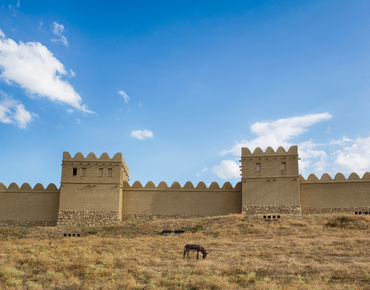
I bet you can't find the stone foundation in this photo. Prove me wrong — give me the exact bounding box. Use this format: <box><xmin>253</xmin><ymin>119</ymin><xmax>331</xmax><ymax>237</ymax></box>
<box><xmin>242</xmin><ymin>205</ymin><xmax>301</xmax><ymax>215</ymax></box>
<box><xmin>121</xmin><ymin>214</ymin><xmax>208</xmax><ymax>221</ymax></box>
<box><xmin>302</xmin><ymin>207</ymin><xmax>370</xmax><ymax>215</ymax></box>
<box><xmin>57</xmin><ymin>210</ymin><xmax>121</xmax><ymax>227</ymax></box>
<box><xmin>0</xmin><ymin>220</ymin><xmax>57</xmax><ymax>227</ymax></box>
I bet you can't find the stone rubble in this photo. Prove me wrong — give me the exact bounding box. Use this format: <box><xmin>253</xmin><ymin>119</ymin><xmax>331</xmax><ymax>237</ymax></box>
<box><xmin>302</xmin><ymin>207</ymin><xmax>370</xmax><ymax>215</ymax></box>
<box><xmin>0</xmin><ymin>220</ymin><xmax>56</xmax><ymax>227</ymax></box>
<box><xmin>242</xmin><ymin>205</ymin><xmax>301</xmax><ymax>215</ymax></box>
<box><xmin>57</xmin><ymin>210</ymin><xmax>120</xmax><ymax>227</ymax></box>
<box><xmin>121</xmin><ymin>214</ymin><xmax>208</xmax><ymax>221</ymax></box>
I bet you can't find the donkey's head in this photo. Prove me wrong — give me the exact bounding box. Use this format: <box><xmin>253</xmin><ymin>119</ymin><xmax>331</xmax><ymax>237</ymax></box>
<box><xmin>201</xmin><ymin>247</ymin><xmax>208</xmax><ymax>259</ymax></box>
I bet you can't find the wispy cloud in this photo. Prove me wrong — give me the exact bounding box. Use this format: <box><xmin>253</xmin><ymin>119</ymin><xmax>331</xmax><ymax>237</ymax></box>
<box><xmin>215</xmin><ymin>113</ymin><xmax>333</xmax><ymax>179</ymax></box>
<box><xmin>214</xmin><ymin>112</ymin><xmax>370</xmax><ymax>178</ymax></box>
<box><xmin>70</xmin><ymin>69</ymin><xmax>76</xmax><ymax>77</ymax></box>
<box><xmin>0</xmin><ymin>32</ymin><xmax>93</xmax><ymax>113</ymax></box>
<box><xmin>0</xmin><ymin>91</ymin><xmax>36</xmax><ymax>129</ymax></box>
<box><xmin>131</xmin><ymin>129</ymin><xmax>153</xmax><ymax>140</ymax></box>
<box><xmin>38</xmin><ymin>21</ymin><xmax>43</xmax><ymax>30</ymax></box>
<box><xmin>0</xmin><ymin>29</ymin><xmax>5</xmax><ymax>39</ymax></box>
<box><xmin>118</xmin><ymin>90</ymin><xmax>129</xmax><ymax>103</ymax></box>
<box><xmin>212</xmin><ymin>160</ymin><xmax>240</xmax><ymax>179</ymax></box>
<box><xmin>333</xmin><ymin>137</ymin><xmax>370</xmax><ymax>176</ymax></box>
<box><xmin>51</xmin><ymin>22</ymin><xmax>68</xmax><ymax>46</ymax></box>
<box><xmin>16</xmin><ymin>0</ymin><xmax>20</xmax><ymax>8</ymax></box>
<box><xmin>220</xmin><ymin>113</ymin><xmax>333</xmax><ymax>156</ymax></box>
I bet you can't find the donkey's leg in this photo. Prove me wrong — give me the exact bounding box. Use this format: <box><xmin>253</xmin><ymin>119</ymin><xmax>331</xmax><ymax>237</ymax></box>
<box><xmin>197</xmin><ymin>251</ymin><xmax>199</xmax><ymax>259</ymax></box>
<box><xmin>187</xmin><ymin>250</ymin><xmax>191</xmax><ymax>259</ymax></box>
<box><xmin>183</xmin><ymin>248</ymin><xmax>186</xmax><ymax>259</ymax></box>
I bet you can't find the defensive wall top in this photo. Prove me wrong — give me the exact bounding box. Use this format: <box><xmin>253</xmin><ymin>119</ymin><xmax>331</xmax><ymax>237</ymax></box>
<box><xmin>241</xmin><ymin>145</ymin><xmax>298</xmax><ymax>156</ymax></box>
<box><xmin>122</xmin><ymin>180</ymin><xmax>242</xmax><ymax>190</ymax></box>
<box><xmin>0</xmin><ymin>182</ymin><xmax>59</xmax><ymax>191</ymax></box>
<box><xmin>62</xmin><ymin>152</ymin><xmax>129</xmax><ymax>175</ymax></box>
<box><xmin>300</xmin><ymin>172</ymin><xmax>370</xmax><ymax>182</ymax></box>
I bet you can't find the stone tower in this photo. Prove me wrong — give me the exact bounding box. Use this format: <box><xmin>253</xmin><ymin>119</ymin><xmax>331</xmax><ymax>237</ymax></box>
<box><xmin>240</xmin><ymin>146</ymin><xmax>300</xmax><ymax>215</ymax></box>
<box><xmin>57</xmin><ymin>152</ymin><xmax>129</xmax><ymax>226</ymax></box>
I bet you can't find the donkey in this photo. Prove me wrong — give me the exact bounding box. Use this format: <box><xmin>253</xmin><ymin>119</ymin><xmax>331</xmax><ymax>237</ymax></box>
<box><xmin>183</xmin><ymin>244</ymin><xmax>208</xmax><ymax>259</ymax></box>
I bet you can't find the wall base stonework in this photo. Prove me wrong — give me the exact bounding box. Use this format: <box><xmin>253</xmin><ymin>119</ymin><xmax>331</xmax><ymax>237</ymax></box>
<box><xmin>0</xmin><ymin>220</ymin><xmax>57</xmax><ymax>227</ymax></box>
<box><xmin>302</xmin><ymin>207</ymin><xmax>370</xmax><ymax>215</ymax></box>
<box><xmin>121</xmin><ymin>214</ymin><xmax>209</xmax><ymax>221</ymax></box>
<box><xmin>242</xmin><ymin>205</ymin><xmax>301</xmax><ymax>215</ymax></box>
<box><xmin>57</xmin><ymin>210</ymin><xmax>121</xmax><ymax>227</ymax></box>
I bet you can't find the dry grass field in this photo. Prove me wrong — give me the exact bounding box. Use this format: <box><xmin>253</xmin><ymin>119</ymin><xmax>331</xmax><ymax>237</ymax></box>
<box><xmin>1</xmin><ymin>213</ymin><xmax>370</xmax><ymax>289</ymax></box>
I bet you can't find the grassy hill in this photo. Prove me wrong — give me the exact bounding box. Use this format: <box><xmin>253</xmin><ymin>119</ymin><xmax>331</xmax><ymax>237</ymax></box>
<box><xmin>1</xmin><ymin>213</ymin><xmax>370</xmax><ymax>289</ymax></box>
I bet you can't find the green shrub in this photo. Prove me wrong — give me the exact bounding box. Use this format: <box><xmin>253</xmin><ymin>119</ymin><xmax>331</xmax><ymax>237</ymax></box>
<box><xmin>180</xmin><ymin>224</ymin><xmax>204</xmax><ymax>233</ymax></box>
<box><xmin>326</xmin><ymin>221</ymin><xmax>338</xmax><ymax>227</ymax></box>
<box><xmin>25</xmin><ymin>281</ymin><xmax>42</xmax><ymax>289</ymax></box>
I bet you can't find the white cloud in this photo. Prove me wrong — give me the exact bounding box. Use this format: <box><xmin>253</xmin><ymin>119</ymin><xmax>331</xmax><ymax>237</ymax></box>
<box><xmin>131</xmin><ymin>129</ymin><xmax>153</xmax><ymax>140</ymax></box>
<box><xmin>201</xmin><ymin>167</ymin><xmax>208</xmax><ymax>172</ymax></box>
<box><xmin>0</xmin><ymin>91</ymin><xmax>35</xmax><ymax>129</ymax></box>
<box><xmin>329</xmin><ymin>136</ymin><xmax>352</xmax><ymax>145</ymax></box>
<box><xmin>212</xmin><ymin>160</ymin><xmax>240</xmax><ymax>179</ymax></box>
<box><xmin>333</xmin><ymin>137</ymin><xmax>370</xmax><ymax>176</ymax></box>
<box><xmin>51</xmin><ymin>22</ymin><xmax>68</xmax><ymax>46</ymax></box>
<box><xmin>213</xmin><ymin>113</ymin><xmax>370</xmax><ymax>179</ymax></box>
<box><xmin>298</xmin><ymin>140</ymin><xmax>329</xmax><ymax>175</ymax></box>
<box><xmin>0</xmin><ymin>34</ymin><xmax>93</xmax><ymax>113</ymax></box>
<box><xmin>0</xmin><ymin>29</ymin><xmax>5</xmax><ymax>38</ymax></box>
<box><xmin>16</xmin><ymin>0</ymin><xmax>20</xmax><ymax>8</ymax></box>
<box><xmin>221</xmin><ymin>113</ymin><xmax>332</xmax><ymax>156</ymax></box>
<box><xmin>38</xmin><ymin>21</ymin><xmax>43</xmax><ymax>30</ymax></box>
<box><xmin>217</xmin><ymin>113</ymin><xmax>333</xmax><ymax>178</ymax></box>
<box><xmin>70</xmin><ymin>69</ymin><xmax>76</xmax><ymax>77</ymax></box>
<box><xmin>118</xmin><ymin>90</ymin><xmax>129</xmax><ymax>103</ymax></box>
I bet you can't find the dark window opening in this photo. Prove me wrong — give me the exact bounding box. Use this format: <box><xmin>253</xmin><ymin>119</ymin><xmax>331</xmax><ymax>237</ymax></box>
<box><xmin>256</xmin><ymin>163</ymin><xmax>261</xmax><ymax>172</ymax></box>
<box><xmin>73</xmin><ymin>168</ymin><xmax>77</xmax><ymax>176</ymax></box>
<box><xmin>281</xmin><ymin>162</ymin><xmax>286</xmax><ymax>171</ymax></box>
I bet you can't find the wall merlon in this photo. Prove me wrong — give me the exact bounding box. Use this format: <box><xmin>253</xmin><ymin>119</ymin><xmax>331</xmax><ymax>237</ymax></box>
<box><xmin>300</xmin><ymin>172</ymin><xmax>370</xmax><ymax>183</ymax></box>
<box><xmin>62</xmin><ymin>151</ymin><xmax>129</xmax><ymax>177</ymax></box>
<box><xmin>241</xmin><ymin>145</ymin><xmax>298</xmax><ymax>156</ymax></box>
<box><xmin>122</xmin><ymin>180</ymin><xmax>242</xmax><ymax>190</ymax></box>
<box><xmin>0</xmin><ymin>182</ymin><xmax>60</xmax><ymax>191</ymax></box>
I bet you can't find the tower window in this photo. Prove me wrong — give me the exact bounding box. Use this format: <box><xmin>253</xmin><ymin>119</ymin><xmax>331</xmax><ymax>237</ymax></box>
<box><xmin>281</xmin><ymin>162</ymin><xmax>286</xmax><ymax>171</ymax></box>
<box><xmin>256</xmin><ymin>163</ymin><xmax>261</xmax><ymax>172</ymax></box>
<box><xmin>73</xmin><ymin>168</ymin><xmax>77</xmax><ymax>176</ymax></box>
<box><xmin>99</xmin><ymin>168</ymin><xmax>103</xmax><ymax>177</ymax></box>
<box><xmin>81</xmin><ymin>168</ymin><xmax>86</xmax><ymax>176</ymax></box>
<box><xmin>108</xmin><ymin>168</ymin><xmax>112</xmax><ymax>177</ymax></box>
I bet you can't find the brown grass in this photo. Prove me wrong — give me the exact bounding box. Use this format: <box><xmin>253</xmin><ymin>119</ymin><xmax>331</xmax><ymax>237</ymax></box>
<box><xmin>1</xmin><ymin>214</ymin><xmax>370</xmax><ymax>289</ymax></box>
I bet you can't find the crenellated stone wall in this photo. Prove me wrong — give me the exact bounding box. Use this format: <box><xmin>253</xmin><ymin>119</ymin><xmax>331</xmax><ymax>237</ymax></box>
<box><xmin>1</xmin><ymin>148</ymin><xmax>370</xmax><ymax>227</ymax></box>
<box><xmin>0</xmin><ymin>182</ymin><xmax>59</xmax><ymax>223</ymax></box>
<box><xmin>121</xmin><ymin>181</ymin><xmax>242</xmax><ymax>216</ymax></box>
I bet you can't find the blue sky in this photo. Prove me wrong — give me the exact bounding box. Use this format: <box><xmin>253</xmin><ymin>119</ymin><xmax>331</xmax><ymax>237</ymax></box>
<box><xmin>1</xmin><ymin>0</ymin><xmax>370</xmax><ymax>188</ymax></box>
